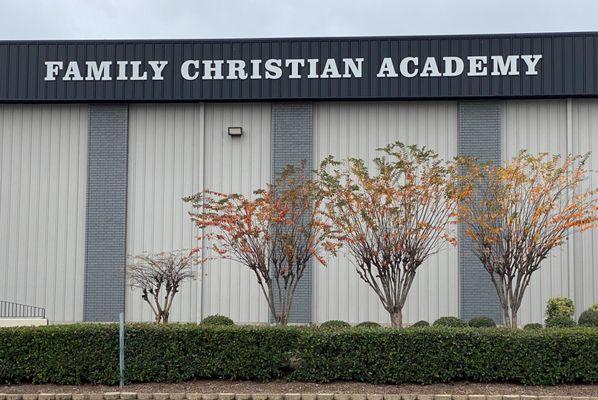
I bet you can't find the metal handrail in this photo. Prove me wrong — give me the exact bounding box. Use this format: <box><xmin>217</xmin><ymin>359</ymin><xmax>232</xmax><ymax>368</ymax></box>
<box><xmin>0</xmin><ymin>300</ymin><xmax>46</xmax><ymax>318</ymax></box>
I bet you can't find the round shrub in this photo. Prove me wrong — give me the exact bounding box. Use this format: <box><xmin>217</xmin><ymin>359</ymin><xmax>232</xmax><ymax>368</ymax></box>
<box><xmin>356</xmin><ymin>321</ymin><xmax>382</xmax><ymax>328</ymax></box>
<box><xmin>433</xmin><ymin>316</ymin><xmax>467</xmax><ymax>328</ymax></box>
<box><xmin>578</xmin><ymin>309</ymin><xmax>598</xmax><ymax>327</ymax></box>
<box><xmin>411</xmin><ymin>320</ymin><xmax>430</xmax><ymax>327</ymax></box>
<box><xmin>320</xmin><ymin>320</ymin><xmax>351</xmax><ymax>329</ymax></box>
<box><xmin>545</xmin><ymin>297</ymin><xmax>575</xmax><ymax>321</ymax></box>
<box><xmin>545</xmin><ymin>315</ymin><xmax>576</xmax><ymax>328</ymax></box>
<box><xmin>523</xmin><ymin>323</ymin><xmax>543</xmax><ymax>330</ymax></box>
<box><xmin>200</xmin><ymin>314</ymin><xmax>234</xmax><ymax>326</ymax></box>
<box><xmin>589</xmin><ymin>303</ymin><xmax>598</xmax><ymax>312</ymax></box>
<box><xmin>468</xmin><ymin>316</ymin><xmax>496</xmax><ymax>328</ymax></box>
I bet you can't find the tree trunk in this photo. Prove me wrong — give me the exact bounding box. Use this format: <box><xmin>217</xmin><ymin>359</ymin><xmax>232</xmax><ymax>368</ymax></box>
<box><xmin>510</xmin><ymin>314</ymin><xmax>517</xmax><ymax>329</ymax></box>
<box><xmin>389</xmin><ymin>308</ymin><xmax>403</xmax><ymax>328</ymax></box>
<box><xmin>510</xmin><ymin>307</ymin><xmax>518</xmax><ymax>329</ymax></box>
<box><xmin>276</xmin><ymin>312</ymin><xmax>288</xmax><ymax>326</ymax></box>
<box><xmin>162</xmin><ymin>311</ymin><xmax>169</xmax><ymax>324</ymax></box>
<box><xmin>492</xmin><ymin>277</ymin><xmax>518</xmax><ymax>329</ymax></box>
<box><xmin>499</xmin><ymin>301</ymin><xmax>520</xmax><ymax>329</ymax></box>
<box><xmin>502</xmin><ymin>304</ymin><xmax>511</xmax><ymax>328</ymax></box>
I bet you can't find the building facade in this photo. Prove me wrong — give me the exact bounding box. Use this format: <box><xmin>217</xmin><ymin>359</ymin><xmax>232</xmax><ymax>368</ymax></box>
<box><xmin>0</xmin><ymin>32</ymin><xmax>597</xmax><ymax>325</ymax></box>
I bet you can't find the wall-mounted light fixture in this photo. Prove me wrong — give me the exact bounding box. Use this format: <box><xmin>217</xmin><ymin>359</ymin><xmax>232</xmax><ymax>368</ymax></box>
<box><xmin>227</xmin><ymin>126</ymin><xmax>243</xmax><ymax>137</ymax></box>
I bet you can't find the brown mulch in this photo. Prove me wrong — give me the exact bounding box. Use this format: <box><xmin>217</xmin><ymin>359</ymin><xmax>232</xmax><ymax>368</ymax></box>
<box><xmin>0</xmin><ymin>381</ymin><xmax>596</xmax><ymax>396</ymax></box>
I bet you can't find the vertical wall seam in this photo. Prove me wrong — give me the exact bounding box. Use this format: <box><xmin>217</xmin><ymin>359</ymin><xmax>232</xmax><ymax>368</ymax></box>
<box><xmin>566</xmin><ymin>98</ymin><xmax>575</xmax><ymax>300</ymax></box>
<box><xmin>199</xmin><ymin>102</ymin><xmax>206</xmax><ymax>323</ymax></box>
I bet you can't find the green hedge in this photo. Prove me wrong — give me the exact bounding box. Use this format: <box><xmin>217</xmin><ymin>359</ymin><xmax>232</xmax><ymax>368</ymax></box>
<box><xmin>0</xmin><ymin>324</ymin><xmax>300</xmax><ymax>385</ymax></box>
<box><xmin>1</xmin><ymin>324</ymin><xmax>597</xmax><ymax>386</ymax></box>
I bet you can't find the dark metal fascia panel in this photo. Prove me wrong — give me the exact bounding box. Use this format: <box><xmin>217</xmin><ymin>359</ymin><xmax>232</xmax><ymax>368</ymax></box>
<box><xmin>0</xmin><ymin>32</ymin><xmax>597</xmax><ymax>102</ymax></box>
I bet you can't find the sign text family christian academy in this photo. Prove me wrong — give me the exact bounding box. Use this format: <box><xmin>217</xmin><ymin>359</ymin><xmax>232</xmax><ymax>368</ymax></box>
<box><xmin>43</xmin><ymin>54</ymin><xmax>543</xmax><ymax>82</ymax></box>
<box><xmin>3</xmin><ymin>33</ymin><xmax>596</xmax><ymax>101</ymax></box>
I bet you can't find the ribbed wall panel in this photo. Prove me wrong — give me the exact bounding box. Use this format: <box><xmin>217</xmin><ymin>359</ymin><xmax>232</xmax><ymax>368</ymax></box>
<box><xmin>126</xmin><ymin>103</ymin><xmax>271</xmax><ymax>323</ymax></box>
<box><xmin>571</xmin><ymin>99</ymin><xmax>598</xmax><ymax>314</ymax></box>
<box><xmin>313</xmin><ymin>101</ymin><xmax>459</xmax><ymax>324</ymax></box>
<box><xmin>126</xmin><ymin>103</ymin><xmax>204</xmax><ymax>322</ymax></box>
<box><xmin>202</xmin><ymin>103</ymin><xmax>271</xmax><ymax>323</ymax></box>
<box><xmin>502</xmin><ymin>100</ymin><xmax>571</xmax><ymax>325</ymax></box>
<box><xmin>0</xmin><ymin>104</ymin><xmax>87</xmax><ymax>322</ymax></box>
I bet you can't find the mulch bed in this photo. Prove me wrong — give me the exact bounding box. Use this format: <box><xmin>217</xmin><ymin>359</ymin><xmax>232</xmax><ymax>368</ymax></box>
<box><xmin>0</xmin><ymin>381</ymin><xmax>596</xmax><ymax>396</ymax></box>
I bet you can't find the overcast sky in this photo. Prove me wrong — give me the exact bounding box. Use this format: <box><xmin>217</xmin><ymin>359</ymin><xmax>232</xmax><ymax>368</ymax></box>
<box><xmin>0</xmin><ymin>0</ymin><xmax>596</xmax><ymax>40</ymax></box>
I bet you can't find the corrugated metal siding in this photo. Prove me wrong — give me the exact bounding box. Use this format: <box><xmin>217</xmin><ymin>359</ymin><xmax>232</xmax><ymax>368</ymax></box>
<box><xmin>502</xmin><ymin>100</ymin><xmax>572</xmax><ymax>325</ymax></box>
<box><xmin>313</xmin><ymin>101</ymin><xmax>459</xmax><ymax>324</ymax></box>
<box><xmin>1</xmin><ymin>33</ymin><xmax>597</xmax><ymax>102</ymax></box>
<box><xmin>126</xmin><ymin>103</ymin><xmax>204</xmax><ymax>322</ymax></box>
<box><xmin>126</xmin><ymin>103</ymin><xmax>271</xmax><ymax>323</ymax></box>
<box><xmin>0</xmin><ymin>104</ymin><xmax>87</xmax><ymax>322</ymax></box>
<box><xmin>202</xmin><ymin>103</ymin><xmax>271</xmax><ymax>323</ymax></box>
<box><xmin>571</xmin><ymin>99</ymin><xmax>598</xmax><ymax>313</ymax></box>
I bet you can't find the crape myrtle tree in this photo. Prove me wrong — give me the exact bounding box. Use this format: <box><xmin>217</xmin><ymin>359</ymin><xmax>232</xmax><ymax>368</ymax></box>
<box><xmin>317</xmin><ymin>142</ymin><xmax>469</xmax><ymax>328</ymax></box>
<box><xmin>184</xmin><ymin>163</ymin><xmax>337</xmax><ymax>325</ymax></box>
<box><xmin>126</xmin><ymin>249</ymin><xmax>200</xmax><ymax>323</ymax></box>
<box><xmin>460</xmin><ymin>151</ymin><xmax>598</xmax><ymax>328</ymax></box>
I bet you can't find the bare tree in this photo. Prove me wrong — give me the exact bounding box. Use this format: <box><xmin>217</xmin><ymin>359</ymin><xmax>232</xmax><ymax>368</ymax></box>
<box><xmin>126</xmin><ymin>250</ymin><xmax>200</xmax><ymax>323</ymax></box>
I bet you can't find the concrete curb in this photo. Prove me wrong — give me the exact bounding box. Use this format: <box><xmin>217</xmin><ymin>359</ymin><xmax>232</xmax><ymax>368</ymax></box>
<box><xmin>0</xmin><ymin>395</ymin><xmax>596</xmax><ymax>400</ymax></box>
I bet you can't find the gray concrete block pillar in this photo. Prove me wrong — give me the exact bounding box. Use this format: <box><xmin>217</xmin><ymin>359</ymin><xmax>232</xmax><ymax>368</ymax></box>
<box><xmin>458</xmin><ymin>102</ymin><xmax>503</xmax><ymax>324</ymax></box>
<box><xmin>271</xmin><ymin>103</ymin><xmax>313</xmax><ymax>323</ymax></box>
<box><xmin>83</xmin><ymin>104</ymin><xmax>129</xmax><ymax>322</ymax></box>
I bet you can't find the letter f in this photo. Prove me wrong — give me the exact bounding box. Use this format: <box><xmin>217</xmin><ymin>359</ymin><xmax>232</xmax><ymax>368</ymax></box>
<box><xmin>44</xmin><ymin>61</ymin><xmax>63</xmax><ymax>81</ymax></box>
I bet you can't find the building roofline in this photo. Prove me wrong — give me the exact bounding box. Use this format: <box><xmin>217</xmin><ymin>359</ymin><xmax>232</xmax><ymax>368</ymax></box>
<box><xmin>0</xmin><ymin>31</ymin><xmax>597</xmax><ymax>45</ymax></box>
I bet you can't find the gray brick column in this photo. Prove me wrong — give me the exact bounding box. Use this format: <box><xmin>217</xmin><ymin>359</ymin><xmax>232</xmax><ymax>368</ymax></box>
<box><xmin>271</xmin><ymin>103</ymin><xmax>313</xmax><ymax>323</ymax></box>
<box><xmin>83</xmin><ymin>104</ymin><xmax>129</xmax><ymax>322</ymax></box>
<box><xmin>458</xmin><ymin>102</ymin><xmax>503</xmax><ymax>324</ymax></box>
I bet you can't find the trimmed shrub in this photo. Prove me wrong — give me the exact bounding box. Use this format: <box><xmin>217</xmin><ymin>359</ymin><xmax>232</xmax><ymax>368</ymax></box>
<box><xmin>290</xmin><ymin>327</ymin><xmax>598</xmax><ymax>385</ymax></box>
<box><xmin>524</xmin><ymin>323</ymin><xmax>543</xmax><ymax>330</ymax></box>
<box><xmin>356</xmin><ymin>321</ymin><xmax>382</xmax><ymax>328</ymax></box>
<box><xmin>200</xmin><ymin>314</ymin><xmax>234</xmax><ymax>326</ymax></box>
<box><xmin>410</xmin><ymin>320</ymin><xmax>430</xmax><ymax>327</ymax></box>
<box><xmin>545</xmin><ymin>315</ymin><xmax>577</xmax><ymax>328</ymax></box>
<box><xmin>578</xmin><ymin>310</ymin><xmax>598</xmax><ymax>327</ymax></box>
<box><xmin>0</xmin><ymin>324</ymin><xmax>300</xmax><ymax>384</ymax></box>
<box><xmin>468</xmin><ymin>317</ymin><xmax>496</xmax><ymax>328</ymax></box>
<box><xmin>320</xmin><ymin>320</ymin><xmax>351</xmax><ymax>329</ymax></box>
<box><xmin>545</xmin><ymin>297</ymin><xmax>575</xmax><ymax>322</ymax></box>
<box><xmin>433</xmin><ymin>316</ymin><xmax>467</xmax><ymax>327</ymax></box>
<box><xmin>1</xmin><ymin>324</ymin><xmax>598</xmax><ymax>386</ymax></box>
